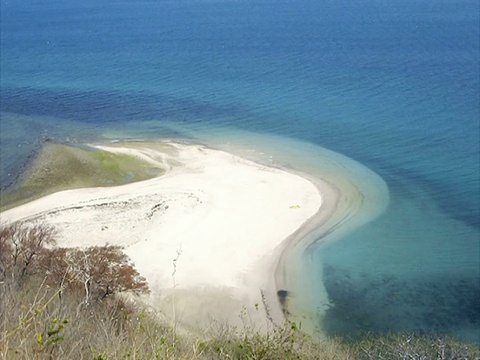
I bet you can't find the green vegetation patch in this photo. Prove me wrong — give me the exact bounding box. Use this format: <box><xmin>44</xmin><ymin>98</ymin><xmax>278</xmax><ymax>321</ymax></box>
<box><xmin>1</xmin><ymin>143</ymin><xmax>164</xmax><ymax>210</ymax></box>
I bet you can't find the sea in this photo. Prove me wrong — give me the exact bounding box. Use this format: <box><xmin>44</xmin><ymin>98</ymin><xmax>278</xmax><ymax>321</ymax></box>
<box><xmin>1</xmin><ymin>0</ymin><xmax>479</xmax><ymax>343</ymax></box>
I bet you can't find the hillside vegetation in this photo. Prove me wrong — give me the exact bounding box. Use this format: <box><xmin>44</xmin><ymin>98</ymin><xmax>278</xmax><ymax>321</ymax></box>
<box><xmin>1</xmin><ymin>222</ymin><xmax>478</xmax><ymax>359</ymax></box>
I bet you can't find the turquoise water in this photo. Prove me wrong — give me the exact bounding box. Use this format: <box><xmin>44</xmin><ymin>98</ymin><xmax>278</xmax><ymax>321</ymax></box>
<box><xmin>1</xmin><ymin>0</ymin><xmax>479</xmax><ymax>342</ymax></box>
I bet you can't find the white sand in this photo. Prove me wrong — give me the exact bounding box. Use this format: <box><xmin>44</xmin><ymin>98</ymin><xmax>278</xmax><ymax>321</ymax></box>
<box><xmin>1</xmin><ymin>142</ymin><xmax>322</xmax><ymax>330</ymax></box>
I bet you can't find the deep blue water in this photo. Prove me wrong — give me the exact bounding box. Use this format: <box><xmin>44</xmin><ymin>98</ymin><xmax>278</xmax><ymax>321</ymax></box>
<box><xmin>1</xmin><ymin>0</ymin><xmax>479</xmax><ymax>342</ymax></box>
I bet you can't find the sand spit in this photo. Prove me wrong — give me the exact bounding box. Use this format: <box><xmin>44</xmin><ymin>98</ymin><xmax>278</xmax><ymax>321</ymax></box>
<box><xmin>1</xmin><ymin>142</ymin><xmax>323</xmax><ymax>330</ymax></box>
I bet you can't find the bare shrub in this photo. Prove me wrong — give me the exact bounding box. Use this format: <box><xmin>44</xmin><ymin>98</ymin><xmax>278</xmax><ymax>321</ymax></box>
<box><xmin>353</xmin><ymin>332</ymin><xmax>480</xmax><ymax>360</ymax></box>
<box><xmin>0</xmin><ymin>222</ymin><xmax>148</xmax><ymax>302</ymax></box>
<box><xmin>0</xmin><ymin>222</ymin><xmax>56</xmax><ymax>284</ymax></box>
<box><xmin>40</xmin><ymin>245</ymin><xmax>149</xmax><ymax>303</ymax></box>
<box><xmin>2</xmin><ymin>222</ymin><xmax>477</xmax><ymax>359</ymax></box>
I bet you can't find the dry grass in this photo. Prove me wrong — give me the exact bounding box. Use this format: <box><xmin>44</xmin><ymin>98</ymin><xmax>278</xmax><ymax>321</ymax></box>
<box><xmin>1</xmin><ymin>276</ymin><xmax>175</xmax><ymax>359</ymax></box>
<box><xmin>0</xmin><ymin>276</ymin><xmax>353</xmax><ymax>360</ymax></box>
<box><xmin>352</xmin><ymin>332</ymin><xmax>480</xmax><ymax>360</ymax></box>
<box><xmin>1</xmin><ymin>222</ymin><xmax>478</xmax><ymax>360</ymax></box>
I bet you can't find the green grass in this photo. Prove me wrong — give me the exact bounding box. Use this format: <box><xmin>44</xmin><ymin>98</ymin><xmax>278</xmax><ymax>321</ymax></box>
<box><xmin>0</xmin><ymin>143</ymin><xmax>164</xmax><ymax>210</ymax></box>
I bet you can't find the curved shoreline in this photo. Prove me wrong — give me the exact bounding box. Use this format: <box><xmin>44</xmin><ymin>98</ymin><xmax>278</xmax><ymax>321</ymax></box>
<box><xmin>189</xmin><ymin>131</ymin><xmax>389</xmax><ymax>334</ymax></box>
<box><xmin>0</xmin><ymin>139</ymin><xmax>389</xmax><ymax>334</ymax></box>
<box><xmin>1</xmin><ymin>140</ymin><xmax>326</xmax><ymax>330</ymax></box>
<box><xmin>266</xmin><ymin>160</ymin><xmax>388</xmax><ymax>335</ymax></box>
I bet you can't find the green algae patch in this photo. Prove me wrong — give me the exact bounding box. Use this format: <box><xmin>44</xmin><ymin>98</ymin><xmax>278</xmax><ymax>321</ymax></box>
<box><xmin>0</xmin><ymin>143</ymin><xmax>164</xmax><ymax>211</ymax></box>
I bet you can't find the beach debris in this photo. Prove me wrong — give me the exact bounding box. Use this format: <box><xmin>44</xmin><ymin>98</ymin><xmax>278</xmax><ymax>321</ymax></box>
<box><xmin>277</xmin><ymin>290</ymin><xmax>289</xmax><ymax>306</ymax></box>
<box><xmin>277</xmin><ymin>290</ymin><xmax>290</xmax><ymax>315</ymax></box>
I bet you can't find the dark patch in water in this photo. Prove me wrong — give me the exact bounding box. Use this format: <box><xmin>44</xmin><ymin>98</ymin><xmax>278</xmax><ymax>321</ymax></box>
<box><xmin>321</xmin><ymin>265</ymin><xmax>480</xmax><ymax>344</ymax></box>
<box><xmin>0</xmin><ymin>87</ymin><xmax>248</xmax><ymax>126</ymax></box>
<box><xmin>349</xmin><ymin>154</ymin><xmax>479</xmax><ymax>231</ymax></box>
<box><xmin>382</xmin><ymin>166</ymin><xmax>480</xmax><ymax>230</ymax></box>
<box><xmin>3</xmin><ymin>87</ymin><xmax>478</xmax><ymax>231</ymax></box>
<box><xmin>308</xmin><ymin>129</ymin><xmax>480</xmax><ymax>231</ymax></box>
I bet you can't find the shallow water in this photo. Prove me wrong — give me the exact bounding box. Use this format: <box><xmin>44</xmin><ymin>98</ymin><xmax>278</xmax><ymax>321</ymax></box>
<box><xmin>1</xmin><ymin>0</ymin><xmax>479</xmax><ymax>343</ymax></box>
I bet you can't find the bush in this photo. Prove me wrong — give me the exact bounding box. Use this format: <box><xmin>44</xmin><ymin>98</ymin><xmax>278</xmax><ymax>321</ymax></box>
<box><xmin>353</xmin><ymin>332</ymin><xmax>480</xmax><ymax>360</ymax></box>
<box><xmin>0</xmin><ymin>222</ymin><xmax>154</xmax><ymax>359</ymax></box>
<box><xmin>0</xmin><ymin>277</ymin><xmax>173</xmax><ymax>360</ymax></box>
<box><xmin>0</xmin><ymin>222</ymin><xmax>149</xmax><ymax>301</ymax></box>
<box><xmin>1</xmin><ymin>222</ymin><xmax>478</xmax><ymax>359</ymax></box>
<box><xmin>40</xmin><ymin>245</ymin><xmax>149</xmax><ymax>302</ymax></box>
<box><xmin>0</xmin><ymin>222</ymin><xmax>56</xmax><ymax>284</ymax></box>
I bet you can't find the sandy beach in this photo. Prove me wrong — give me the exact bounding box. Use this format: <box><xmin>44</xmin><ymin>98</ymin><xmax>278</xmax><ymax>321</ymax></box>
<box><xmin>1</xmin><ymin>142</ymin><xmax>324</xmax><ymax>330</ymax></box>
